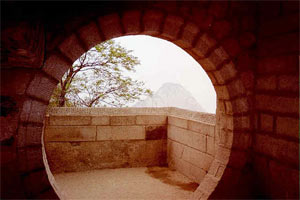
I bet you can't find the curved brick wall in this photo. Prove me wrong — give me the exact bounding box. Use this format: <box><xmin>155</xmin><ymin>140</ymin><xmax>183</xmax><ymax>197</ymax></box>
<box><xmin>1</xmin><ymin>1</ymin><xmax>299</xmax><ymax>199</ymax></box>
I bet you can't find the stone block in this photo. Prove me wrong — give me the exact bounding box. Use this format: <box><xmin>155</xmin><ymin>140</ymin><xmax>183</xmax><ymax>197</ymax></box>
<box><xmin>182</xmin><ymin>146</ymin><xmax>213</xmax><ymax>171</ymax></box>
<box><xmin>190</xmin><ymin>132</ymin><xmax>206</xmax><ymax>152</ymax></box>
<box><xmin>168</xmin><ymin>125</ymin><xmax>191</xmax><ymax>145</ymax></box>
<box><xmin>258</xmin><ymin>32</ymin><xmax>298</xmax><ymax>58</ymax></box>
<box><xmin>122</xmin><ymin>10</ymin><xmax>142</xmax><ymax>35</ymax></box>
<box><xmin>188</xmin><ymin>121</ymin><xmax>215</xmax><ymax>137</ymax></box>
<box><xmin>143</xmin><ymin>10</ymin><xmax>164</xmax><ymax>35</ymax></box>
<box><xmin>97</xmin><ymin>126</ymin><xmax>145</xmax><ymax>141</ymax></box>
<box><xmin>278</xmin><ymin>75</ymin><xmax>298</xmax><ymax>92</ymax></box>
<box><xmin>45</xmin><ymin>141</ymin><xmax>130</xmax><ymax>173</ymax></box>
<box><xmin>211</xmin><ymin>20</ymin><xmax>231</xmax><ymax>40</ymax></box>
<box><xmin>145</xmin><ymin>140</ymin><xmax>167</xmax><ymax>166</ymax></box>
<box><xmin>213</xmin><ymin>61</ymin><xmax>237</xmax><ymax>84</ymax></box>
<box><xmin>162</xmin><ymin>15</ymin><xmax>184</xmax><ymax>40</ymax></box>
<box><xmin>256</xmin><ymin>76</ymin><xmax>276</xmax><ymax>91</ymax></box>
<box><xmin>189</xmin><ymin>163</ymin><xmax>206</xmax><ymax>183</ymax></box>
<box><xmin>42</xmin><ymin>53</ymin><xmax>71</xmax><ymax>81</ymax></box>
<box><xmin>276</xmin><ymin>116</ymin><xmax>299</xmax><ymax>139</ymax></box>
<box><xmin>98</xmin><ymin>13</ymin><xmax>123</xmax><ymax>40</ymax></box>
<box><xmin>206</xmin><ymin>136</ymin><xmax>215</xmax><ymax>155</ymax></box>
<box><xmin>221</xmin><ymin>38</ymin><xmax>241</xmax><ymax>58</ymax></box>
<box><xmin>168</xmin><ymin>116</ymin><xmax>188</xmax><ymax>129</ymax></box>
<box><xmin>234</xmin><ymin>115</ymin><xmax>250</xmax><ymax>130</ymax></box>
<box><xmin>23</xmin><ymin>169</ymin><xmax>51</xmax><ymax>197</ymax></box>
<box><xmin>45</xmin><ymin>126</ymin><xmax>96</xmax><ymax>141</ymax></box>
<box><xmin>110</xmin><ymin>116</ymin><xmax>136</xmax><ymax>125</ymax></box>
<box><xmin>26</xmin><ymin>73</ymin><xmax>57</xmax><ymax>102</ymax></box>
<box><xmin>20</xmin><ymin>99</ymin><xmax>47</xmax><ymax>123</ymax></box>
<box><xmin>257</xmin><ymin>54</ymin><xmax>298</xmax><ymax>75</ymax></box>
<box><xmin>26</xmin><ymin>147</ymin><xmax>44</xmax><ymax>171</ymax></box>
<box><xmin>240</xmin><ymin>32</ymin><xmax>256</xmax><ymax>48</ymax></box>
<box><xmin>260</xmin><ymin>113</ymin><xmax>273</xmax><ymax>132</ymax></box>
<box><xmin>91</xmin><ymin>116</ymin><xmax>110</xmax><ymax>125</ymax></box>
<box><xmin>49</xmin><ymin>116</ymin><xmax>91</xmax><ymax>126</ymax></box>
<box><xmin>58</xmin><ymin>34</ymin><xmax>85</xmax><ymax>62</ymax></box>
<box><xmin>259</xmin><ymin>13</ymin><xmax>299</xmax><ymax>37</ymax></box>
<box><xmin>231</xmin><ymin>97</ymin><xmax>249</xmax><ymax>114</ymax></box>
<box><xmin>167</xmin><ymin>140</ymin><xmax>184</xmax><ymax>159</ymax></box>
<box><xmin>77</xmin><ymin>21</ymin><xmax>103</xmax><ymax>50</ymax></box>
<box><xmin>145</xmin><ymin>125</ymin><xmax>167</xmax><ymax>140</ymax></box>
<box><xmin>136</xmin><ymin>115</ymin><xmax>167</xmax><ymax>125</ymax></box>
<box><xmin>192</xmin><ymin>33</ymin><xmax>217</xmax><ymax>59</ymax></box>
<box><xmin>215</xmin><ymin>85</ymin><xmax>230</xmax><ymax>100</ymax></box>
<box><xmin>227</xmin><ymin>79</ymin><xmax>245</xmax><ymax>98</ymax></box>
<box><xmin>175</xmin><ymin>22</ymin><xmax>199</xmax><ymax>48</ymax></box>
<box><xmin>199</xmin><ymin>47</ymin><xmax>229</xmax><ymax>71</ymax></box>
<box><xmin>255</xmin><ymin>95</ymin><xmax>298</xmax><ymax>114</ymax></box>
<box><xmin>17</xmin><ymin>125</ymin><xmax>42</xmax><ymax>147</ymax></box>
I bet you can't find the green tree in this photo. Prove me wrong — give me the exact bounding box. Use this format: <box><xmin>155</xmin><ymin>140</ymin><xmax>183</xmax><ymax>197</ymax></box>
<box><xmin>49</xmin><ymin>40</ymin><xmax>152</xmax><ymax>107</ymax></box>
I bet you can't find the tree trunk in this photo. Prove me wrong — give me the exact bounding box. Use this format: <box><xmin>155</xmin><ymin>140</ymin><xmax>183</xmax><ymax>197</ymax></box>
<box><xmin>58</xmin><ymin>91</ymin><xmax>66</xmax><ymax>107</ymax></box>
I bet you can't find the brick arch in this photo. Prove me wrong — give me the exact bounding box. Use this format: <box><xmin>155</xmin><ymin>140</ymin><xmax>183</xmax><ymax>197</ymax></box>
<box><xmin>20</xmin><ymin>5</ymin><xmax>255</xmax><ymax>199</ymax></box>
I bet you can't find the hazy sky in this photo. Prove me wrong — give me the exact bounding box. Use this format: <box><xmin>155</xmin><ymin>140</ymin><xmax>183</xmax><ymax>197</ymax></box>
<box><xmin>113</xmin><ymin>35</ymin><xmax>216</xmax><ymax>113</ymax></box>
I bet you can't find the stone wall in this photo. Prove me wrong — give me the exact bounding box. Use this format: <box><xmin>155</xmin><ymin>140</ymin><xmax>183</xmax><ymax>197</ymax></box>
<box><xmin>44</xmin><ymin>107</ymin><xmax>216</xmax><ymax>181</ymax></box>
<box><xmin>44</xmin><ymin>112</ymin><xmax>168</xmax><ymax>173</ymax></box>
<box><xmin>168</xmin><ymin>116</ymin><xmax>215</xmax><ymax>184</ymax></box>
<box><xmin>253</xmin><ymin>2</ymin><xmax>299</xmax><ymax>198</ymax></box>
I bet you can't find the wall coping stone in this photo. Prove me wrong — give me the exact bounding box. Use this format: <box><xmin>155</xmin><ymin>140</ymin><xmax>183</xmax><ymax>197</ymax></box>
<box><xmin>46</xmin><ymin>107</ymin><xmax>216</xmax><ymax>125</ymax></box>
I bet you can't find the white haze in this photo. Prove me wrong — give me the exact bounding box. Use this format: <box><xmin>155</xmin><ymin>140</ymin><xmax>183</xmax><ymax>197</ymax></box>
<box><xmin>113</xmin><ymin>35</ymin><xmax>216</xmax><ymax>113</ymax></box>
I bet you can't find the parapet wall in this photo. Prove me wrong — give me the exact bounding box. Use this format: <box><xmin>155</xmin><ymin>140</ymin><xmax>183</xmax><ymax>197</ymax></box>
<box><xmin>44</xmin><ymin>107</ymin><xmax>216</xmax><ymax>184</ymax></box>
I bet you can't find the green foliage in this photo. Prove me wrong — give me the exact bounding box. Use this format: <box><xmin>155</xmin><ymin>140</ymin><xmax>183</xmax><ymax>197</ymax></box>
<box><xmin>49</xmin><ymin>40</ymin><xmax>152</xmax><ymax>107</ymax></box>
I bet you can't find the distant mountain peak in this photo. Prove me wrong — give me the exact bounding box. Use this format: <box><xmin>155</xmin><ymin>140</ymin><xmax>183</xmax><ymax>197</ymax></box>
<box><xmin>134</xmin><ymin>82</ymin><xmax>205</xmax><ymax>112</ymax></box>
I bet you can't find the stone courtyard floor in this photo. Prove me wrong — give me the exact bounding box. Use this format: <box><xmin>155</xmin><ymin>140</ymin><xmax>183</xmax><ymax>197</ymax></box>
<box><xmin>54</xmin><ymin>167</ymin><xmax>199</xmax><ymax>200</ymax></box>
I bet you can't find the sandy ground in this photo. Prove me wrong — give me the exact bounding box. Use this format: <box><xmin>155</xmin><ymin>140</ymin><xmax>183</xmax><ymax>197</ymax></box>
<box><xmin>54</xmin><ymin>167</ymin><xmax>198</xmax><ymax>200</ymax></box>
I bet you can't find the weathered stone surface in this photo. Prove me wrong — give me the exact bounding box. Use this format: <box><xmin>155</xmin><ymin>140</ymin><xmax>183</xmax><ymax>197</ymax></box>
<box><xmin>97</xmin><ymin>126</ymin><xmax>145</xmax><ymax>141</ymax></box>
<box><xmin>188</xmin><ymin>121</ymin><xmax>215</xmax><ymax>137</ymax></box>
<box><xmin>91</xmin><ymin>116</ymin><xmax>110</xmax><ymax>125</ymax></box>
<box><xmin>136</xmin><ymin>115</ymin><xmax>167</xmax><ymax>125</ymax></box>
<box><xmin>168</xmin><ymin>116</ymin><xmax>188</xmax><ymax>129</ymax></box>
<box><xmin>145</xmin><ymin>125</ymin><xmax>167</xmax><ymax>140</ymax></box>
<box><xmin>49</xmin><ymin>116</ymin><xmax>91</xmax><ymax>126</ymax></box>
<box><xmin>45</xmin><ymin>140</ymin><xmax>167</xmax><ymax>173</ymax></box>
<box><xmin>110</xmin><ymin>116</ymin><xmax>136</xmax><ymax>125</ymax></box>
<box><xmin>44</xmin><ymin>126</ymin><xmax>96</xmax><ymax>142</ymax></box>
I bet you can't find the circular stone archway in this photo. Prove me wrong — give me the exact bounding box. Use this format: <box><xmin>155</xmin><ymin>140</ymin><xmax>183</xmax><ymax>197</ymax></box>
<box><xmin>15</xmin><ymin>2</ymin><xmax>255</xmax><ymax>199</ymax></box>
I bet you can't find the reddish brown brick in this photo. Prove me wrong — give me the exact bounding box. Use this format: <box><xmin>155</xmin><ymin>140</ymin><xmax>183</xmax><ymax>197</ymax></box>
<box><xmin>276</xmin><ymin>116</ymin><xmax>299</xmax><ymax>139</ymax></box>
<box><xmin>175</xmin><ymin>22</ymin><xmax>199</xmax><ymax>48</ymax></box>
<box><xmin>278</xmin><ymin>75</ymin><xmax>298</xmax><ymax>92</ymax></box>
<box><xmin>260</xmin><ymin>113</ymin><xmax>273</xmax><ymax>132</ymax></box>
<box><xmin>192</xmin><ymin>33</ymin><xmax>217</xmax><ymax>59</ymax></box>
<box><xmin>143</xmin><ymin>10</ymin><xmax>164</xmax><ymax>35</ymax></box>
<box><xmin>257</xmin><ymin>54</ymin><xmax>298</xmax><ymax>75</ymax></box>
<box><xmin>77</xmin><ymin>21</ymin><xmax>103</xmax><ymax>50</ymax></box>
<box><xmin>98</xmin><ymin>13</ymin><xmax>123</xmax><ymax>40</ymax></box>
<box><xmin>122</xmin><ymin>10</ymin><xmax>142</xmax><ymax>35</ymax></box>
<box><xmin>221</xmin><ymin>38</ymin><xmax>241</xmax><ymax>58</ymax></box>
<box><xmin>258</xmin><ymin>32</ymin><xmax>299</xmax><ymax>58</ymax></box>
<box><xmin>211</xmin><ymin>20</ymin><xmax>231</xmax><ymax>40</ymax></box>
<box><xmin>255</xmin><ymin>95</ymin><xmax>298</xmax><ymax>114</ymax></box>
<box><xmin>42</xmin><ymin>53</ymin><xmax>71</xmax><ymax>81</ymax></box>
<box><xmin>20</xmin><ymin>100</ymin><xmax>47</xmax><ymax>123</ymax></box>
<box><xmin>208</xmin><ymin>1</ymin><xmax>228</xmax><ymax>19</ymax></box>
<box><xmin>239</xmin><ymin>32</ymin><xmax>256</xmax><ymax>48</ymax></box>
<box><xmin>256</xmin><ymin>76</ymin><xmax>276</xmax><ymax>91</ymax></box>
<box><xmin>199</xmin><ymin>47</ymin><xmax>230</xmax><ymax>71</ymax></box>
<box><xmin>26</xmin><ymin>73</ymin><xmax>57</xmax><ymax>102</ymax></box>
<box><xmin>259</xmin><ymin>14</ymin><xmax>299</xmax><ymax>37</ymax></box>
<box><xmin>58</xmin><ymin>34</ymin><xmax>85</xmax><ymax>62</ymax></box>
<box><xmin>162</xmin><ymin>15</ymin><xmax>184</xmax><ymax>40</ymax></box>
